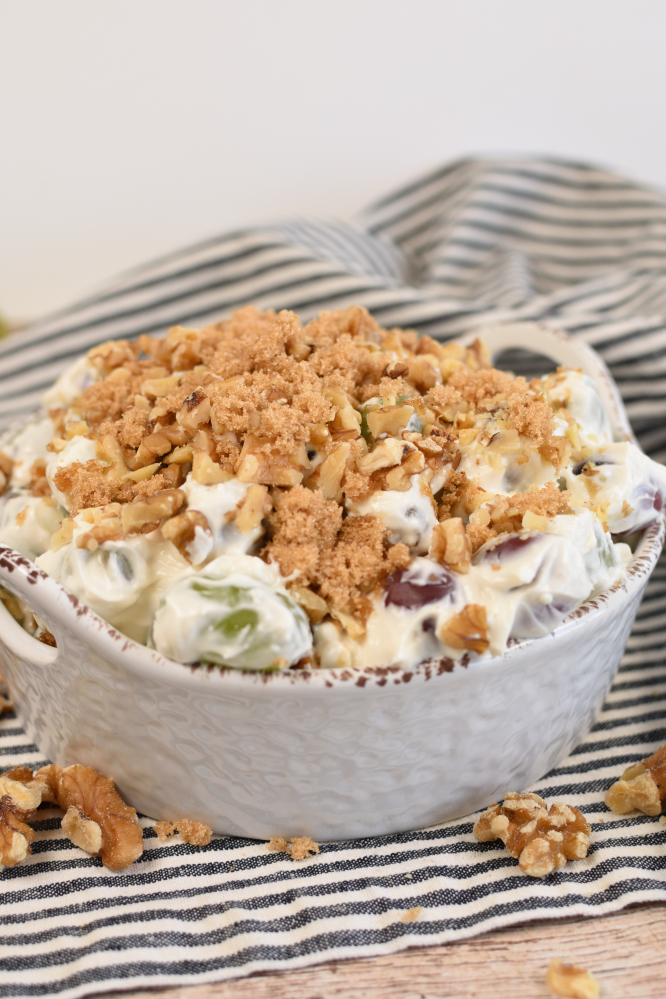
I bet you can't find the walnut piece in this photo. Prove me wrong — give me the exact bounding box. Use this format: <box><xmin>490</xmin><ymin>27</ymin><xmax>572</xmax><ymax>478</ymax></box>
<box><xmin>473</xmin><ymin>791</ymin><xmax>591</xmax><ymax>878</ymax></box>
<box><xmin>429</xmin><ymin>517</ymin><xmax>471</xmax><ymax>573</ymax></box>
<box><xmin>356</xmin><ymin>437</ymin><xmax>409</xmax><ymax>473</ymax></box>
<box><xmin>438</xmin><ymin>604</ymin><xmax>488</xmax><ymax>653</ymax></box>
<box><xmin>153</xmin><ymin>818</ymin><xmax>212</xmax><ymax>846</ymax></box>
<box><xmin>366</xmin><ymin>405</ymin><xmax>415</xmax><ymax>438</ymax></box>
<box><xmin>605</xmin><ymin>742</ymin><xmax>666</xmax><ymax>816</ymax></box>
<box><xmin>289</xmin><ymin>585</ymin><xmax>329</xmax><ymax>624</ymax></box>
<box><xmin>546</xmin><ymin>960</ymin><xmax>600</xmax><ymax>999</ymax></box>
<box><xmin>235</xmin><ymin>484</ymin><xmax>271</xmax><ymax>534</ymax></box>
<box><xmin>120</xmin><ymin>488</ymin><xmax>185</xmax><ymax>533</ymax></box>
<box><xmin>192</xmin><ymin>451</ymin><xmax>233</xmax><ymax>485</ymax></box>
<box><xmin>34</xmin><ymin>764</ymin><xmax>143</xmax><ymax>870</ymax></box>
<box><xmin>306</xmin><ymin>442</ymin><xmax>351</xmax><ymax>502</ymax></box>
<box><xmin>0</xmin><ymin>772</ymin><xmax>42</xmax><ymax>870</ymax></box>
<box><xmin>161</xmin><ymin>509</ymin><xmax>212</xmax><ymax>560</ymax></box>
<box><xmin>267</xmin><ymin>836</ymin><xmax>320</xmax><ymax>860</ymax></box>
<box><xmin>0</xmin><ymin>450</ymin><xmax>13</xmax><ymax>496</ymax></box>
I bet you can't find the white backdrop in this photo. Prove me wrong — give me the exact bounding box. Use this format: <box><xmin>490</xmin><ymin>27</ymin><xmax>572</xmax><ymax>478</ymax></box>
<box><xmin>2</xmin><ymin>0</ymin><xmax>666</xmax><ymax>319</ymax></box>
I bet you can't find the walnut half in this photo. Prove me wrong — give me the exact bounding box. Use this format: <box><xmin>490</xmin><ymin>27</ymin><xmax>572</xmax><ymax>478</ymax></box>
<box><xmin>34</xmin><ymin>764</ymin><xmax>144</xmax><ymax>870</ymax></box>
<box><xmin>605</xmin><ymin>742</ymin><xmax>666</xmax><ymax>816</ymax></box>
<box><xmin>473</xmin><ymin>791</ymin><xmax>591</xmax><ymax>878</ymax></box>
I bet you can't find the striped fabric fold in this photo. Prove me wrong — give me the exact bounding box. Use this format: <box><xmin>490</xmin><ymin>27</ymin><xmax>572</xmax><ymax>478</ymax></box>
<box><xmin>1</xmin><ymin>156</ymin><xmax>665</xmax><ymax>997</ymax></box>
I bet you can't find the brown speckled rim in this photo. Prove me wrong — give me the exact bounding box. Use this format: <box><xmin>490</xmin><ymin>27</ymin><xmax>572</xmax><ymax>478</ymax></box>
<box><xmin>0</xmin><ymin>512</ymin><xmax>663</xmax><ymax>693</ymax></box>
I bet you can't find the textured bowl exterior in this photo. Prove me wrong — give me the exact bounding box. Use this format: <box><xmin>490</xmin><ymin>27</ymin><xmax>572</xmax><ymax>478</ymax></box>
<box><xmin>0</xmin><ymin>516</ymin><xmax>663</xmax><ymax>841</ymax></box>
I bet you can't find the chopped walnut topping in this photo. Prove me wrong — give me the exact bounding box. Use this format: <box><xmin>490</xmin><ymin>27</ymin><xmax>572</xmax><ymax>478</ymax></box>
<box><xmin>546</xmin><ymin>960</ymin><xmax>600</xmax><ymax>999</ymax></box>
<box><xmin>473</xmin><ymin>791</ymin><xmax>591</xmax><ymax>877</ymax></box>
<box><xmin>465</xmin><ymin>482</ymin><xmax>572</xmax><ymax>552</ymax></box>
<box><xmin>605</xmin><ymin>743</ymin><xmax>666</xmax><ymax>816</ymax></box>
<box><xmin>33</xmin><ymin>764</ymin><xmax>143</xmax><ymax>870</ymax></box>
<box><xmin>153</xmin><ymin>818</ymin><xmax>213</xmax><ymax>847</ymax></box>
<box><xmin>120</xmin><ymin>488</ymin><xmax>185</xmax><ymax>534</ymax></box>
<box><xmin>267</xmin><ymin>835</ymin><xmax>320</xmax><ymax>860</ymax></box>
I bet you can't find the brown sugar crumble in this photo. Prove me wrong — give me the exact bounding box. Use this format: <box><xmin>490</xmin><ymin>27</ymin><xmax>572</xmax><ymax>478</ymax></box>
<box><xmin>154</xmin><ymin>819</ymin><xmax>213</xmax><ymax>847</ymax></box>
<box><xmin>267</xmin><ymin>836</ymin><xmax>320</xmax><ymax>861</ymax></box>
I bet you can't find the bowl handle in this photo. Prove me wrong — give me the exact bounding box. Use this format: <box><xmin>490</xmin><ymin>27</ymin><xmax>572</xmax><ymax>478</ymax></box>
<box><xmin>0</xmin><ymin>546</ymin><xmax>77</xmax><ymax>664</ymax></box>
<box><xmin>457</xmin><ymin>321</ymin><xmax>636</xmax><ymax>445</ymax></box>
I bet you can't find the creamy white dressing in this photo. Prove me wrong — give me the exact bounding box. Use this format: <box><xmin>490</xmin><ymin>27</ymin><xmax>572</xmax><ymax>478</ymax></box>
<box><xmin>2</xmin><ymin>415</ymin><xmax>56</xmax><ymax>488</ymax></box>
<box><xmin>346</xmin><ymin>474</ymin><xmax>437</xmax><ymax>553</ymax></box>
<box><xmin>468</xmin><ymin>532</ymin><xmax>592</xmax><ymax>652</ymax></box>
<box><xmin>0</xmin><ymin>494</ymin><xmax>62</xmax><ymax>561</ymax></box>
<box><xmin>181</xmin><ymin>473</ymin><xmax>260</xmax><ymax>563</ymax></box>
<box><xmin>542</xmin><ymin>370</ymin><xmax>613</xmax><ymax>447</ymax></box>
<box><xmin>316</xmin><ymin>518</ymin><xmax>633</xmax><ymax>669</ymax></box>
<box><xmin>42</xmin><ymin>354</ymin><xmax>100</xmax><ymax>409</ymax></box>
<box><xmin>561</xmin><ymin>442</ymin><xmax>666</xmax><ymax>534</ymax></box>
<box><xmin>36</xmin><ymin>520</ymin><xmax>191</xmax><ymax>643</ymax></box>
<box><xmin>541</xmin><ymin>508</ymin><xmax>630</xmax><ymax>592</ymax></box>
<box><xmin>152</xmin><ymin>554</ymin><xmax>312</xmax><ymax>669</ymax></box>
<box><xmin>458</xmin><ymin>425</ymin><xmax>557</xmax><ymax>495</ymax></box>
<box><xmin>348</xmin><ymin>557</ymin><xmax>466</xmax><ymax>668</ymax></box>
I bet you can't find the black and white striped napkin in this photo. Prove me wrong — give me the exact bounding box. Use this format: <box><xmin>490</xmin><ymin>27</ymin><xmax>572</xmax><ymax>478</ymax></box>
<box><xmin>1</xmin><ymin>158</ymin><xmax>665</xmax><ymax>998</ymax></box>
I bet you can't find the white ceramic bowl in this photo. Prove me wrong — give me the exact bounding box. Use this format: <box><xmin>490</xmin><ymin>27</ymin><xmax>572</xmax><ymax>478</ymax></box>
<box><xmin>0</xmin><ymin>323</ymin><xmax>662</xmax><ymax>840</ymax></box>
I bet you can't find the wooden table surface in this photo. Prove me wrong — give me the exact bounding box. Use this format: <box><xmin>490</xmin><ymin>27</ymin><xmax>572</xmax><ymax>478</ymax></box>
<box><xmin>111</xmin><ymin>904</ymin><xmax>666</xmax><ymax>999</ymax></box>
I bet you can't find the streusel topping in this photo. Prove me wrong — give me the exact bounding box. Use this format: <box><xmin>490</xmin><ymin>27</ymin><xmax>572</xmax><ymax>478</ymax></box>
<box><xmin>2</xmin><ymin>306</ymin><xmax>662</xmax><ymax>670</ymax></box>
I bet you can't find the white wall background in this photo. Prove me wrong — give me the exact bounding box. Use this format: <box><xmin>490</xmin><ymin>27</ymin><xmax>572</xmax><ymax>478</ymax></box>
<box><xmin>2</xmin><ymin>0</ymin><xmax>666</xmax><ymax>320</ymax></box>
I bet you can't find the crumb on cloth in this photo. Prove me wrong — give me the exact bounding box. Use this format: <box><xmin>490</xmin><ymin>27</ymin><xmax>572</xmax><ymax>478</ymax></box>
<box><xmin>546</xmin><ymin>959</ymin><xmax>600</xmax><ymax>999</ymax></box>
<box><xmin>154</xmin><ymin>818</ymin><xmax>213</xmax><ymax>846</ymax></box>
<box><xmin>267</xmin><ymin>836</ymin><xmax>320</xmax><ymax>861</ymax></box>
<box><xmin>400</xmin><ymin>906</ymin><xmax>423</xmax><ymax>923</ymax></box>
